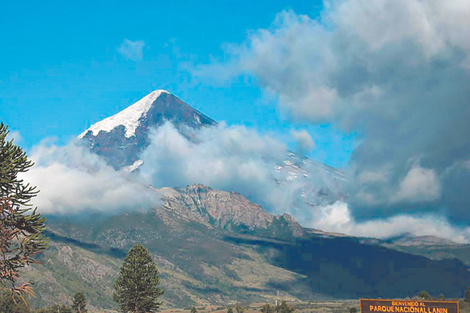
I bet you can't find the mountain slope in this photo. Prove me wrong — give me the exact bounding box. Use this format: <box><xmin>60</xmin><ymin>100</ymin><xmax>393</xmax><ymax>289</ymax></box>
<box><xmin>78</xmin><ymin>90</ymin><xmax>217</xmax><ymax>169</ymax></box>
<box><xmin>32</xmin><ymin>185</ymin><xmax>319</xmax><ymax>309</ymax></box>
<box><xmin>27</xmin><ymin>184</ymin><xmax>470</xmax><ymax>310</ymax></box>
<box><xmin>157</xmin><ymin>184</ymin><xmax>304</xmax><ymax>238</ymax></box>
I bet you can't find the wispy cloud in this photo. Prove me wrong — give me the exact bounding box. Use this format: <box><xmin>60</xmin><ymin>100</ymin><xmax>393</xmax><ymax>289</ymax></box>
<box><xmin>291</xmin><ymin>129</ymin><xmax>315</xmax><ymax>156</ymax></box>
<box><xmin>6</xmin><ymin>130</ymin><xmax>22</xmax><ymax>144</ymax></box>
<box><xmin>118</xmin><ymin>39</ymin><xmax>145</xmax><ymax>61</ymax></box>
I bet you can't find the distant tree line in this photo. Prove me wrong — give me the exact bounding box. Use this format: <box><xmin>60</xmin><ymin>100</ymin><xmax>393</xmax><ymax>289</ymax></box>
<box><xmin>260</xmin><ymin>301</ymin><xmax>295</xmax><ymax>313</ymax></box>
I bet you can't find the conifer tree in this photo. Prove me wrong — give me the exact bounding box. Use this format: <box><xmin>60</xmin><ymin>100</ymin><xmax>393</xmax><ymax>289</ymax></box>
<box><xmin>113</xmin><ymin>244</ymin><xmax>164</xmax><ymax>313</ymax></box>
<box><xmin>0</xmin><ymin>123</ymin><xmax>47</xmax><ymax>299</ymax></box>
<box><xmin>465</xmin><ymin>287</ymin><xmax>470</xmax><ymax>303</ymax></box>
<box><xmin>72</xmin><ymin>292</ymin><xmax>87</xmax><ymax>313</ymax></box>
<box><xmin>191</xmin><ymin>306</ymin><xmax>198</xmax><ymax>313</ymax></box>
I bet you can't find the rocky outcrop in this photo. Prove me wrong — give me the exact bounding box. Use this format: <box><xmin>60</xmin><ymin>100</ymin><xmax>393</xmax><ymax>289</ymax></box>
<box><xmin>157</xmin><ymin>184</ymin><xmax>304</xmax><ymax>238</ymax></box>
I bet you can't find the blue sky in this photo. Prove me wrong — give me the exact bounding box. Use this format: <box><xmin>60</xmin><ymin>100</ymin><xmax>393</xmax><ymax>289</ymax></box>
<box><xmin>4</xmin><ymin>0</ymin><xmax>470</xmax><ymax>240</ymax></box>
<box><xmin>1</xmin><ymin>0</ymin><xmax>354</xmax><ymax>167</ymax></box>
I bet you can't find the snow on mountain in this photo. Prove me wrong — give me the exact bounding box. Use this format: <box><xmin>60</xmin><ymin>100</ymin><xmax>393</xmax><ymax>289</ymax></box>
<box><xmin>273</xmin><ymin>152</ymin><xmax>346</xmax><ymax>211</ymax></box>
<box><xmin>78</xmin><ymin>90</ymin><xmax>169</xmax><ymax>139</ymax></box>
<box><xmin>78</xmin><ymin>90</ymin><xmax>216</xmax><ymax>169</ymax></box>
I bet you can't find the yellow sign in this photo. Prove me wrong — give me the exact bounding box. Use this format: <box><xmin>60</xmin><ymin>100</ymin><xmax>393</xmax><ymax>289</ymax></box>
<box><xmin>360</xmin><ymin>299</ymin><xmax>459</xmax><ymax>313</ymax></box>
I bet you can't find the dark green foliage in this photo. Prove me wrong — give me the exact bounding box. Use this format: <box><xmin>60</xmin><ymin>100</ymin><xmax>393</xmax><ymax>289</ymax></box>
<box><xmin>260</xmin><ymin>304</ymin><xmax>276</xmax><ymax>313</ymax></box>
<box><xmin>227</xmin><ymin>307</ymin><xmax>234</xmax><ymax>313</ymax></box>
<box><xmin>276</xmin><ymin>301</ymin><xmax>295</xmax><ymax>313</ymax></box>
<box><xmin>466</xmin><ymin>287</ymin><xmax>470</xmax><ymax>303</ymax></box>
<box><xmin>349</xmin><ymin>308</ymin><xmax>358</xmax><ymax>313</ymax></box>
<box><xmin>260</xmin><ymin>301</ymin><xmax>294</xmax><ymax>313</ymax></box>
<box><xmin>72</xmin><ymin>292</ymin><xmax>87</xmax><ymax>313</ymax></box>
<box><xmin>191</xmin><ymin>306</ymin><xmax>198</xmax><ymax>313</ymax></box>
<box><xmin>417</xmin><ymin>290</ymin><xmax>432</xmax><ymax>300</ymax></box>
<box><xmin>0</xmin><ymin>289</ymin><xmax>30</xmax><ymax>313</ymax></box>
<box><xmin>34</xmin><ymin>305</ymin><xmax>72</xmax><ymax>313</ymax></box>
<box><xmin>113</xmin><ymin>244</ymin><xmax>164</xmax><ymax>313</ymax></box>
<box><xmin>437</xmin><ymin>294</ymin><xmax>445</xmax><ymax>300</ymax></box>
<box><xmin>0</xmin><ymin>123</ymin><xmax>48</xmax><ymax>297</ymax></box>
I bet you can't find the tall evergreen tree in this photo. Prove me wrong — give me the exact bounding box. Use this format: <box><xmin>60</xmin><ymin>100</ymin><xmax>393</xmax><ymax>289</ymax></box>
<box><xmin>72</xmin><ymin>292</ymin><xmax>87</xmax><ymax>313</ymax></box>
<box><xmin>0</xmin><ymin>123</ymin><xmax>48</xmax><ymax>298</ymax></box>
<box><xmin>113</xmin><ymin>244</ymin><xmax>164</xmax><ymax>313</ymax></box>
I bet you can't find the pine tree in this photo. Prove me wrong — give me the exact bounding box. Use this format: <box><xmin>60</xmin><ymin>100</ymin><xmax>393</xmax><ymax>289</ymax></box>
<box><xmin>72</xmin><ymin>292</ymin><xmax>87</xmax><ymax>313</ymax></box>
<box><xmin>0</xmin><ymin>123</ymin><xmax>48</xmax><ymax>298</ymax></box>
<box><xmin>465</xmin><ymin>287</ymin><xmax>470</xmax><ymax>303</ymax></box>
<box><xmin>113</xmin><ymin>244</ymin><xmax>164</xmax><ymax>313</ymax></box>
<box><xmin>227</xmin><ymin>308</ymin><xmax>233</xmax><ymax>313</ymax></box>
<box><xmin>191</xmin><ymin>306</ymin><xmax>198</xmax><ymax>313</ymax></box>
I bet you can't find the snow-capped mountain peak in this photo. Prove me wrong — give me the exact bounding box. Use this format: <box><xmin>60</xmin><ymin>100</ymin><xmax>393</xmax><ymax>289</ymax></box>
<box><xmin>78</xmin><ymin>89</ymin><xmax>169</xmax><ymax>139</ymax></box>
<box><xmin>78</xmin><ymin>89</ymin><xmax>216</xmax><ymax>169</ymax></box>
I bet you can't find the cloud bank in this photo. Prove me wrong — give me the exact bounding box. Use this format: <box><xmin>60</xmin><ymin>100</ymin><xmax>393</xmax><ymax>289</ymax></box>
<box><xmin>139</xmin><ymin>123</ymin><xmax>470</xmax><ymax>243</ymax></box>
<box><xmin>140</xmin><ymin>123</ymin><xmax>295</xmax><ymax>214</ymax></box>
<box><xmin>22</xmin><ymin>139</ymin><xmax>160</xmax><ymax>215</ymax></box>
<box><xmin>20</xmin><ymin>121</ymin><xmax>470</xmax><ymax>242</ymax></box>
<box><xmin>196</xmin><ymin>0</ymin><xmax>470</xmax><ymax>236</ymax></box>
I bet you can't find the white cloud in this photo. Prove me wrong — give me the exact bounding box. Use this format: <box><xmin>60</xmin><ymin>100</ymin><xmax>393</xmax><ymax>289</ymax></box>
<box><xmin>312</xmin><ymin>201</ymin><xmax>470</xmax><ymax>244</ymax></box>
<box><xmin>291</xmin><ymin>129</ymin><xmax>315</xmax><ymax>155</ymax></box>
<box><xmin>393</xmin><ymin>164</ymin><xmax>441</xmax><ymax>203</ymax></box>
<box><xmin>118</xmin><ymin>39</ymin><xmax>145</xmax><ymax>61</ymax></box>
<box><xmin>195</xmin><ymin>0</ymin><xmax>470</xmax><ymax>229</ymax></box>
<box><xmin>22</xmin><ymin>140</ymin><xmax>160</xmax><ymax>215</ymax></box>
<box><xmin>140</xmin><ymin>122</ymin><xmax>290</xmax><ymax>212</ymax></box>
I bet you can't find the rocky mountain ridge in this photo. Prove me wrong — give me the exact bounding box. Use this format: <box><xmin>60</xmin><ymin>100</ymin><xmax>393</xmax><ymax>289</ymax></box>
<box><xmin>79</xmin><ymin>90</ymin><xmax>216</xmax><ymax>169</ymax></box>
<box><xmin>156</xmin><ymin>184</ymin><xmax>304</xmax><ymax>238</ymax></box>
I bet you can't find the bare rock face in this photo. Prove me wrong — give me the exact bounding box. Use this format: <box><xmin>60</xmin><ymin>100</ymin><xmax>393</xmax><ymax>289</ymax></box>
<box><xmin>157</xmin><ymin>184</ymin><xmax>305</xmax><ymax>238</ymax></box>
<box><xmin>79</xmin><ymin>90</ymin><xmax>216</xmax><ymax>169</ymax></box>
